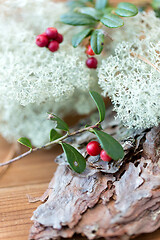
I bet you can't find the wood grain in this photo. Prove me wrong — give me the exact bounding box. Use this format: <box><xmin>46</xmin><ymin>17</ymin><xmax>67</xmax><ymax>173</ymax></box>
<box><xmin>0</xmin><ymin>135</ymin><xmax>159</xmax><ymax>240</ymax></box>
<box><xmin>0</xmin><ymin>0</ymin><xmax>158</xmax><ymax>239</ymax></box>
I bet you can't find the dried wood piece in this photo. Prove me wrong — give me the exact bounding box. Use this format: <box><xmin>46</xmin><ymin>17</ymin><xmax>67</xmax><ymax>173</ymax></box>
<box><xmin>29</xmin><ymin>114</ymin><xmax>160</xmax><ymax>240</ymax></box>
<box><xmin>31</xmin><ymin>165</ymin><xmax>114</xmax><ymax>230</ymax></box>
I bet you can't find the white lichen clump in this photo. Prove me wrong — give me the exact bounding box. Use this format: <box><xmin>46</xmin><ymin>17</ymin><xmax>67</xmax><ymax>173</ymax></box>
<box><xmin>106</xmin><ymin>11</ymin><xmax>160</xmax><ymax>54</ymax></box>
<box><xmin>98</xmin><ymin>12</ymin><xmax>160</xmax><ymax>129</ymax></box>
<box><xmin>0</xmin><ymin>1</ymin><xmax>160</xmax><ymax>146</ymax></box>
<box><xmin>0</xmin><ymin>0</ymin><xmax>99</xmax><ymax>146</ymax></box>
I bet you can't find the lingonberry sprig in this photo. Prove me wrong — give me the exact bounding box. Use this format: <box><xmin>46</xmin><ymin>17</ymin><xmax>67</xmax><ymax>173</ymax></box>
<box><xmin>0</xmin><ymin>91</ymin><xmax>124</xmax><ymax>173</ymax></box>
<box><xmin>86</xmin><ymin>45</ymin><xmax>95</xmax><ymax>56</ymax></box>
<box><xmin>61</xmin><ymin>0</ymin><xmax>138</xmax><ymax>56</ymax></box>
<box><xmin>36</xmin><ymin>27</ymin><xmax>63</xmax><ymax>52</ymax></box>
<box><xmin>86</xmin><ymin>141</ymin><xmax>112</xmax><ymax>162</ymax></box>
<box><xmin>100</xmin><ymin>149</ymin><xmax>112</xmax><ymax>162</ymax></box>
<box><xmin>86</xmin><ymin>141</ymin><xmax>101</xmax><ymax>156</ymax></box>
<box><xmin>86</xmin><ymin>56</ymin><xmax>98</xmax><ymax>68</ymax></box>
<box><xmin>85</xmin><ymin>44</ymin><xmax>98</xmax><ymax>69</ymax></box>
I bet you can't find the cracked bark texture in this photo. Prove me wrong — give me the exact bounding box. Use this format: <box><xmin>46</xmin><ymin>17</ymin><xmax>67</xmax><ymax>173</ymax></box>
<box><xmin>29</xmin><ymin>109</ymin><xmax>160</xmax><ymax>240</ymax></box>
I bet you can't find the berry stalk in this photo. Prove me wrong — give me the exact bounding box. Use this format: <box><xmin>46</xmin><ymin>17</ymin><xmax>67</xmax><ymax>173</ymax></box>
<box><xmin>0</xmin><ymin>123</ymin><xmax>99</xmax><ymax>167</ymax></box>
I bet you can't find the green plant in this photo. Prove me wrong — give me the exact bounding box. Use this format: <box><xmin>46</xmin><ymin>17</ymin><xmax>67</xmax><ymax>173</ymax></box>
<box><xmin>152</xmin><ymin>0</ymin><xmax>160</xmax><ymax>9</ymax></box>
<box><xmin>152</xmin><ymin>0</ymin><xmax>160</xmax><ymax>17</ymax></box>
<box><xmin>0</xmin><ymin>91</ymin><xmax>124</xmax><ymax>174</ymax></box>
<box><xmin>61</xmin><ymin>0</ymin><xmax>138</xmax><ymax>54</ymax></box>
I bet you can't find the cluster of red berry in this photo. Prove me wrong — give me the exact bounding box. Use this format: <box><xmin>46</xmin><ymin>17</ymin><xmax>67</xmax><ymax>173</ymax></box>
<box><xmin>86</xmin><ymin>141</ymin><xmax>112</xmax><ymax>162</ymax></box>
<box><xmin>35</xmin><ymin>27</ymin><xmax>63</xmax><ymax>52</ymax></box>
<box><xmin>35</xmin><ymin>29</ymin><xmax>98</xmax><ymax>69</ymax></box>
<box><xmin>85</xmin><ymin>45</ymin><xmax>98</xmax><ymax>69</ymax></box>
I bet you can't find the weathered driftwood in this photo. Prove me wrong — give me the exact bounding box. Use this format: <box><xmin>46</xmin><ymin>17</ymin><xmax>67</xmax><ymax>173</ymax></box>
<box><xmin>29</xmin><ymin>109</ymin><xmax>160</xmax><ymax>240</ymax></box>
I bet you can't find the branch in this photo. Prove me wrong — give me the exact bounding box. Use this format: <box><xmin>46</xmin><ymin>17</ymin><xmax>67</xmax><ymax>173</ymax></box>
<box><xmin>0</xmin><ymin>124</ymin><xmax>98</xmax><ymax>167</ymax></box>
<box><xmin>131</xmin><ymin>51</ymin><xmax>160</xmax><ymax>73</ymax></box>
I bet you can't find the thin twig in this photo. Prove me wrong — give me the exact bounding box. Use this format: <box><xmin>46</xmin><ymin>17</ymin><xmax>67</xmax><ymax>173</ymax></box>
<box><xmin>103</xmin><ymin>31</ymin><xmax>113</xmax><ymax>41</ymax></box>
<box><xmin>0</xmin><ymin>124</ymin><xmax>99</xmax><ymax>167</ymax></box>
<box><xmin>131</xmin><ymin>52</ymin><xmax>160</xmax><ymax>73</ymax></box>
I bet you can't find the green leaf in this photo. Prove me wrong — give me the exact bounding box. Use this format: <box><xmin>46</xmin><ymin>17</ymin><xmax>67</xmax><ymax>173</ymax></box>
<box><xmin>152</xmin><ymin>0</ymin><xmax>160</xmax><ymax>10</ymax></box>
<box><xmin>95</xmin><ymin>0</ymin><xmax>108</xmax><ymax>10</ymax></box>
<box><xmin>76</xmin><ymin>7</ymin><xmax>103</xmax><ymax>20</ymax></box>
<box><xmin>85</xmin><ymin>124</ymin><xmax>91</xmax><ymax>128</ymax></box>
<box><xmin>81</xmin><ymin>0</ymin><xmax>94</xmax><ymax>2</ymax></box>
<box><xmin>93</xmin><ymin>129</ymin><xmax>124</xmax><ymax>160</ymax></box>
<box><xmin>67</xmin><ymin>1</ymin><xmax>86</xmax><ymax>9</ymax></box>
<box><xmin>115</xmin><ymin>2</ymin><xmax>138</xmax><ymax>17</ymax></box>
<box><xmin>89</xmin><ymin>91</ymin><xmax>105</xmax><ymax>122</ymax></box>
<box><xmin>50</xmin><ymin>129</ymin><xmax>62</xmax><ymax>142</ymax></box>
<box><xmin>101</xmin><ymin>13</ymin><xmax>124</xmax><ymax>28</ymax></box>
<box><xmin>17</xmin><ymin>137</ymin><xmax>32</xmax><ymax>149</ymax></box>
<box><xmin>60</xmin><ymin>12</ymin><xmax>97</xmax><ymax>26</ymax></box>
<box><xmin>90</xmin><ymin>29</ymin><xmax>104</xmax><ymax>54</ymax></box>
<box><xmin>49</xmin><ymin>114</ymin><xmax>69</xmax><ymax>132</ymax></box>
<box><xmin>102</xmin><ymin>7</ymin><xmax>114</xmax><ymax>15</ymax></box>
<box><xmin>72</xmin><ymin>28</ymin><xmax>93</xmax><ymax>47</ymax></box>
<box><xmin>61</xmin><ymin>143</ymin><xmax>86</xmax><ymax>173</ymax></box>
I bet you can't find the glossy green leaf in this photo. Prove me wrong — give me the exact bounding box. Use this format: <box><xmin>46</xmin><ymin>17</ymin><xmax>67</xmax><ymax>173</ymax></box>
<box><xmin>76</xmin><ymin>7</ymin><xmax>103</xmax><ymax>20</ymax></box>
<box><xmin>61</xmin><ymin>142</ymin><xmax>86</xmax><ymax>173</ymax></box>
<box><xmin>89</xmin><ymin>91</ymin><xmax>105</xmax><ymax>122</ymax></box>
<box><xmin>17</xmin><ymin>137</ymin><xmax>32</xmax><ymax>149</ymax></box>
<box><xmin>50</xmin><ymin>129</ymin><xmax>62</xmax><ymax>142</ymax></box>
<box><xmin>95</xmin><ymin>0</ymin><xmax>108</xmax><ymax>10</ymax></box>
<box><xmin>115</xmin><ymin>2</ymin><xmax>138</xmax><ymax>17</ymax></box>
<box><xmin>90</xmin><ymin>29</ymin><xmax>104</xmax><ymax>54</ymax></box>
<box><xmin>60</xmin><ymin>12</ymin><xmax>97</xmax><ymax>26</ymax></box>
<box><xmin>49</xmin><ymin>114</ymin><xmax>69</xmax><ymax>132</ymax></box>
<box><xmin>72</xmin><ymin>28</ymin><xmax>93</xmax><ymax>47</ymax></box>
<box><xmin>101</xmin><ymin>13</ymin><xmax>124</xmax><ymax>28</ymax></box>
<box><xmin>93</xmin><ymin>129</ymin><xmax>124</xmax><ymax>160</ymax></box>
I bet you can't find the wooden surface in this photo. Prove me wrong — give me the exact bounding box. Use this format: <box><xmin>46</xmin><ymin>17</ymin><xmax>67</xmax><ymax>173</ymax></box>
<box><xmin>0</xmin><ymin>1</ymin><xmax>157</xmax><ymax>239</ymax></box>
<box><xmin>0</xmin><ymin>135</ymin><xmax>159</xmax><ymax>240</ymax></box>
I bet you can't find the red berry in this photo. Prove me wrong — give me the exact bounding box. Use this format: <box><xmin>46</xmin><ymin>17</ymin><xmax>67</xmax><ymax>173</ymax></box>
<box><xmin>56</xmin><ymin>33</ymin><xmax>63</xmax><ymax>43</ymax></box>
<box><xmin>86</xmin><ymin>57</ymin><xmax>98</xmax><ymax>69</ymax></box>
<box><xmin>48</xmin><ymin>40</ymin><xmax>59</xmax><ymax>52</ymax></box>
<box><xmin>36</xmin><ymin>35</ymin><xmax>49</xmax><ymax>47</ymax></box>
<box><xmin>41</xmin><ymin>32</ymin><xmax>48</xmax><ymax>38</ymax></box>
<box><xmin>45</xmin><ymin>27</ymin><xmax>58</xmax><ymax>39</ymax></box>
<box><xmin>86</xmin><ymin>141</ymin><xmax>101</xmax><ymax>156</ymax></box>
<box><xmin>100</xmin><ymin>150</ymin><xmax>112</xmax><ymax>162</ymax></box>
<box><xmin>86</xmin><ymin>45</ymin><xmax>95</xmax><ymax>56</ymax></box>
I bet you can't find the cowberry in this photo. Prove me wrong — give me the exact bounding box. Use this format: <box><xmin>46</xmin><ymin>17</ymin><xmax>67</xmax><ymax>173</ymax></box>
<box><xmin>41</xmin><ymin>32</ymin><xmax>48</xmax><ymax>38</ymax></box>
<box><xmin>86</xmin><ymin>141</ymin><xmax>101</xmax><ymax>156</ymax></box>
<box><xmin>100</xmin><ymin>150</ymin><xmax>112</xmax><ymax>162</ymax></box>
<box><xmin>48</xmin><ymin>40</ymin><xmax>59</xmax><ymax>52</ymax></box>
<box><xmin>56</xmin><ymin>33</ymin><xmax>63</xmax><ymax>43</ymax></box>
<box><xmin>45</xmin><ymin>27</ymin><xmax>58</xmax><ymax>39</ymax></box>
<box><xmin>86</xmin><ymin>57</ymin><xmax>98</xmax><ymax>69</ymax></box>
<box><xmin>35</xmin><ymin>35</ymin><xmax>49</xmax><ymax>47</ymax></box>
<box><xmin>86</xmin><ymin>45</ymin><xmax>95</xmax><ymax>56</ymax></box>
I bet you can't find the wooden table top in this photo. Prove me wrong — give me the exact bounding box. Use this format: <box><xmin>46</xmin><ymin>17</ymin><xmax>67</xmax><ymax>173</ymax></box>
<box><xmin>0</xmin><ymin>135</ymin><xmax>159</xmax><ymax>240</ymax></box>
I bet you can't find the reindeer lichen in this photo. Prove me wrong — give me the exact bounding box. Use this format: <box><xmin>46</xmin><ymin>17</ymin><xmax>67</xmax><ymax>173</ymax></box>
<box><xmin>0</xmin><ymin>0</ymin><xmax>99</xmax><ymax>146</ymax></box>
<box><xmin>98</xmin><ymin>38</ymin><xmax>160</xmax><ymax>129</ymax></box>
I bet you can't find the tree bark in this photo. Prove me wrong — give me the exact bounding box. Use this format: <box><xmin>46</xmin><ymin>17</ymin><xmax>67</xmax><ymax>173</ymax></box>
<box><xmin>29</xmin><ymin>109</ymin><xmax>160</xmax><ymax>240</ymax></box>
